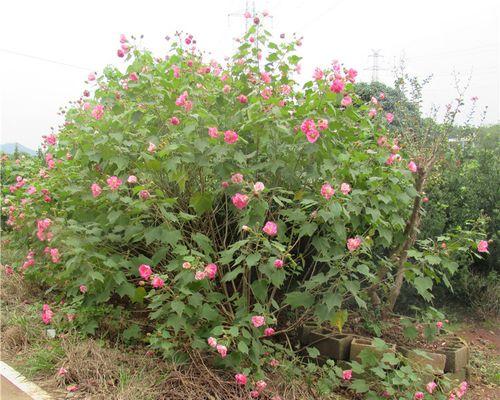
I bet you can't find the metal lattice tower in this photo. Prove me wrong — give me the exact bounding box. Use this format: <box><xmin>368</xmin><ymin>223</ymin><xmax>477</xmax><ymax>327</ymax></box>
<box><xmin>367</xmin><ymin>49</ymin><xmax>384</xmax><ymax>82</ymax></box>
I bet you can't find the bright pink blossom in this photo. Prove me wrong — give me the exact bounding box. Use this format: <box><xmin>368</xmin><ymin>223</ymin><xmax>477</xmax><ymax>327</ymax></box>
<box><xmin>129</xmin><ymin>72</ymin><xmax>138</xmax><ymax>82</ymax></box>
<box><xmin>477</xmin><ymin>240</ymin><xmax>488</xmax><ymax>253</ymax></box>
<box><xmin>262</xmin><ymin>221</ymin><xmax>278</xmax><ymax>236</ymax></box>
<box><xmin>342</xmin><ymin>370</ymin><xmax>352</xmax><ymax>380</ymax></box>
<box><xmin>274</xmin><ymin>259</ymin><xmax>284</xmax><ymax>269</ymax></box>
<box><xmin>330</xmin><ymin>79</ymin><xmax>345</xmax><ymax>93</ymax></box>
<box><xmin>224</xmin><ymin>130</ymin><xmax>239</xmax><ymax>144</ymax></box>
<box><xmin>237</xmin><ymin>94</ymin><xmax>248</xmax><ymax>103</ymax></box>
<box><xmin>436</xmin><ymin>321</ymin><xmax>443</xmax><ymax>329</ymax></box>
<box><xmin>264</xmin><ymin>327</ymin><xmax>275</xmax><ymax>337</ymax></box>
<box><xmin>321</xmin><ymin>183</ymin><xmax>335</xmax><ymax>200</ymax></box>
<box><xmin>91</xmin><ymin>104</ymin><xmax>104</xmax><ymax>120</ymax></box>
<box><xmin>170</xmin><ymin>116</ymin><xmax>180</xmax><ymax>125</ymax></box>
<box><xmin>139</xmin><ymin>190</ymin><xmax>150</xmax><ymax>200</ymax></box>
<box><xmin>152</xmin><ymin>276</ymin><xmax>165</xmax><ymax>288</ymax></box>
<box><xmin>386</xmin><ymin>113</ymin><xmax>394</xmax><ymax>123</ymax></box>
<box><xmin>408</xmin><ymin>161</ymin><xmax>418</xmax><ymax>173</ymax></box>
<box><xmin>204</xmin><ymin>263</ymin><xmax>218</xmax><ymax>280</ymax></box>
<box><xmin>139</xmin><ymin>264</ymin><xmax>152</xmax><ymax>280</ymax></box>
<box><xmin>106</xmin><ymin>176</ymin><xmax>122</xmax><ymax>190</ymax></box>
<box><xmin>42</xmin><ymin>304</ymin><xmax>53</xmax><ymax>324</ymax></box>
<box><xmin>347</xmin><ymin>237</ymin><xmax>362</xmax><ymax>252</ymax></box>
<box><xmin>79</xmin><ymin>285</ymin><xmax>87</xmax><ymax>293</ymax></box>
<box><xmin>235</xmin><ymin>373</ymin><xmax>247</xmax><ymax>385</ymax></box>
<box><xmin>232</xmin><ymin>193</ymin><xmax>249</xmax><ymax>209</ymax></box>
<box><xmin>414</xmin><ymin>392</ymin><xmax>424</xmax><ymax>400</ymax></box>
<box><xmin>251</xmin><ymin>315</ymin><xmax>265</xmax><ymax>327</ymax></box>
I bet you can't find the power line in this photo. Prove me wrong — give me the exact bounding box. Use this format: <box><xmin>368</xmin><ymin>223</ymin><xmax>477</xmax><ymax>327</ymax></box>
<box><xmin>0</xmin><ymin>48</ymin><xmax>92</xmax><ymax>71</ymax></box>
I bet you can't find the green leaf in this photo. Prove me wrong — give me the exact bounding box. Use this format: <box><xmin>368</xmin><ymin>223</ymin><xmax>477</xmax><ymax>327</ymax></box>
<box><xmin>306</xmin><ymin>347</ymin><xmax>320</xmax><ymax>358</ymax></box>
<box><xmin>330</xmin><ymin>309</ymin><xmax>348</xmax><ymax>333</ymax></box>
<box><xmin>246</xmin><ymin>253</ymin><xmax>261</xmax><ymax>267</ymax></box>
<box><xmin>221</xmin><ymin>266</ymin><xmax>243</xmax><ymax>282</ymax></box>
<box><xmin>237</xmin><ymin>340</ymin><xmax>249</xmax><ymax>354</ymax></box>
<box><xmin>123</xmin><ymin>324</ymin><xmax>141</xmax><ymax>342</ymax></box>
<box><xmin>414</xmin><ymin>276</ymin><xmax>434</xmax><ymax>301</ymax></box>
<box><xmin>351</xmin><ymin>379</ymin><xmax>369</xmax><ymax>393</ymax></box>
<box><xmin>171</xmin><ymin>300</ymin><xmax>185</xmax><ymax>315</ymax></box>
<box><xmin>298</xmin><ymin>222</ymin><xmax>317</xmax><ymax>238</ymax></box>
<box><xmin>284</xmin><ymin>291</ymin><xmax>314</xmax><ymax>309</ymax></box>
<box><xmin>189</xmin><ymin>192</ymin><xmax>214</xmax><ymax>214</ymax></box>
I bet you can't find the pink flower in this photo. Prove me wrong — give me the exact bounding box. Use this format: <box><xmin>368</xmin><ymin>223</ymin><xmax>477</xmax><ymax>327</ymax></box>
<box><xmin>306</xmin><ymin>129</ymin><xmax>320</xmax><ymax>143</ymax></box>
<box><xmin>426</xmin><ymin>381</ymin><xmax>437</xmax><ymax>394</ymax></box>
<box><xmin>83</xmin><ymin>102</ymin><xmax>91</xmax><ymax>110</ymax></box>
<box><xmin>117</xmin><ymin>49</ymin><xmax>125</xmax><ymax>57</ymax></box>
<box><xmin>377</xmin><ymin>136</ymin><xmax>387</xmax><ymax>146</ymax></box>
<box><xmin>260</xmin><ymin>87</ymin><xmax>272</xmax><ymax>100</ymax></box>
<box><xmin>301</xmin><ymin>119</ymin><xmax>316</xmax><ymax>134</ymax></box>
<box><xmin>172</xmin><ymin>65</ymin><xmax>181</xmax><ymax>78</ymax></box>
<box><xmin>216</xmin><ymin>344</ymin><xmax>227</xmax><ymax>358</ymax></box>
<box><xmin>330</xmin><ymin>79</ymin><xmax>345</xmax><ymax>93</ymax></box>
<box><xmin>341</xmin><ymin>96</ymin><xmax>352</xmax><ymax>107</ymax></box>
<box><xmin>237</xmin><ymin>94</ymin><xmax>248</xmax><ymax>103</ymax></box>
<box><xmin>91</xmin><ymin>183</ymin><xmax>102</xmax><ymax>197</ymax></box>
<box><xmin>139</xmin><ymin>190</ymin><xmax>150</xmax><ymax>200</ymax></box>
<box><xmin>385</xmin><ymin>113</ymin><xmax>394</xmax><ymax>123</ymax></box>
<box><xmin>204</xmin><ymin>263</ymin><xmax>218</xmax><ymax>280</ymax></box>
<box><xmin>408</xmin><ymin>161</ymin><xmax>418</xmax><ymax>173</ymax></box>
<box><xmin>208</xmin><ymin>127</ymin><xmax>219</xmax><ymax>138</ymax></box>
<box><xmin>342</xmin><ymin>370</ymin><xmax>352</xmax><ymax>380</ymax></box>
<box><xmin>235</xmin><ymin>373</ymin><xmax>247</xmax><ymax>385</ymax></box>
<box><xmin>182</xmin><ymin>262</ymin><xmax>191</xmax><ymax>269</ymax></box>
<box><xmin>436</xmin><ymin>321</ymin><xmax>443</xmax><ymax>329</ymax></box>
<box><xmin>346</xmin><ymin>68</ymin><xmax>358</xmax><ymax>82</ymax></box>
<box><xmin>269</xmin><ymin>358</ymin><xmax>279</xmax><ymax>367</ymax></box>
<box><xmin>67</xmin><ymin>385</ymin><xmax>78</xmax><ymax>392</ymax></box>
<box><xmin>58</xmin><ymin>367</ymin><xmax>68</xmax><ymax>376</ymax></box>
<box><xmin>261</xmin><ymin>72</ymin><xmax>272</xmax><ymax>84</ymax></box>
<box><xmin>368</xmin><ymin>108</ymin><xmax>377</xmax><ymax>118</ymax></box>
<box><xmin>175</xmin><ymin>91</ymin><xmax>188</xmax><ymax>106</ymax></box>
<box><xmin>79</xmin><ymin>285</ymin><xmax>87</xmax><ymax>293</ymax></box>
<box><xmin>386</xmin><ymin>154</ymin><xmax>399</xmax><ymax>165</ymax></box>
<box><xmin>251</xmin><ymin>315</ymin><xmax>265</xmax><ymax>327</ymax></box>
<box><xmin>224</xmin><ymin>130</ymin><xmax>239</xmax><ymax>144</ymax></box>
<box><xmin>422</xmin><ymin>197</ymin><xmax>429</xmax><ymax>203</ymax></box>
<box><xmin>207</xmin><ymin>337</ymin><xmax>217</xmax><ymax>348</ymax></box>
<box><xmin>106</xmin><ymin>176</ymin><xmax>122</xmax><ymax>190</ymax></box>
<box><xmin>274</xmin><ymin>259</ymin><xmax>284</xmax><ymax>269</ymax></box>
<box><xmin>195</xmin><ymin>271</ymin><xmax>207</xmax><ymax>280</ymax></box>
<box><xmin>253</xmin><ymin>182</ymin><xmax>265</xmax><ymax>193</ymax></box>
<box><xmin>231</xmin><ymin>173</ymin><xmax>244</xmax><ymax>184</ymax></box>
<box><xmin>340</xmin><ymin>183</ymin><xmax>351</xmax><ymax>195</ymax></box>
<box><xmin>379</xmin><ymin>92</ymin><xmax>385</xmax><ymax>100</ymax></box>
<box><xmin>139</xmin><ymin>264</ymin><xmax>152</xmax><ymax>280</ymax></box>
<box><xmin>148</xmin><ymin>142</ymin><xmax>156</xmax><ymax>153</ymax></box>
<box><xmin>27</xmin><ymin>186</ymin><xmax>37</xmax><ymax>195</ymax></box>
<box><xmin>129</xmin><ymin>72</ymin><xmax>138</xmax><ymax>82</ymax></box>
<box><xmin>120</xmin><ymin>34</ymin><xmax>127</xmax><ymax>43</ymax></box>
<box><xmin>127</xmin><ymin>175</ymin><xmax>137</xmax><ymax>184</ymax></box>
<box><xmin>170</xmin><ymin>116</ymin><xmax>180</xmax><ymax>125</ymax></box>
<box><xmin>255</xmin><ymin>380</ymin><xmax>267</xmax><ymax>392</ymax></box>
<box><xmin>42</xmin><ymin>304</ymin><xmax>53</xmax><ymax>324</ymax></box>
<box><xmin>232</xmin><ymin>193</ymin><xmax>249</xmax><ymax>209</ymax></box>
<box><xmin>321</xmin><ymin>183</ymin><xmax>335</xmax><ymax>200</ymax></box>
<box><xmin>88</xmin><ymin>72</ymin><xmax>96</xmax><ymax>81</ymax></box>
<box><xmin>313</xmin><ymin>68</ymin><xmax>324</xmax><ymax>80</ymax></box>
<box><xmin>414</xmin><ymin>392</ymin><xmax>424</xmax><ymax>400</ymax></box>
<box><xmin>250</xmin><ymin>390</ymin><xmax>259</xmax><ymax>398</ymax></box>
<box><xmin>262</xmin><ymin>221</ymin><xmax>278</xmax><ymax>236</ymax></box>
<box><xmin>347</xmin><ymin>237</ymin><xmax>362</xmax><ymax>252</ymax></box>
<box><xmin>371</xmin><ymin>96</ymin><xmax>379</xmax><ymax>105</ymax></box>
<box><xmin>477</xmin><ymin>240</ymin><xmax>488</xmax><ymax>253</ymax></box>
<box><xmin>264</xmin><ymin>327</ymin><xmax>275</xmax><ymax>337</ymax></box>
<box><xmin>280</xmin><ymin>85</ymin><xmax>291</xmax><ymax>95</ymax></box>
<box><xmin>92</xmin><ymin>104</ymin><xmax>104</xmax><ymax>120</ymax></box>
<box><xmin>317</xmin><ymin>119</ymin><xmax>328</xmax><ymax>131</ymax></box>
<box><xmin>152</xmin><ymin>276</ymin><xmax>165</xmax><ymax>288</ymax></box>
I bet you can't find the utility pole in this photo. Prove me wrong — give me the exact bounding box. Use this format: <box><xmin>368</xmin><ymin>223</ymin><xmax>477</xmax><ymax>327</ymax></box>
<box><xmin>367</xmin><ymin>49</ymin><xmax>384</xmax><ymax>82</ymax></box>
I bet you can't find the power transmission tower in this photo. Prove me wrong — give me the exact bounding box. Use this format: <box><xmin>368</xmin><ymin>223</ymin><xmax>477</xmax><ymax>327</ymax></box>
<box><xmin>367</xmin><ymin>50</ymin><xmax>385</xmax><ymax>82</ymax></box>
<box><xmin>228</xmin><ymin>0</ymin><xmax>256</xmax><ymax>31</ymax></box>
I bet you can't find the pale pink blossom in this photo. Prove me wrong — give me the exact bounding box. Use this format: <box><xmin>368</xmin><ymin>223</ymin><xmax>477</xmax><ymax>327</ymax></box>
<box><xmin>88</xmin><ymin>72</ymin><xmax>96</xmax><ymax>81</ymax></box>
<box><xmin>377</xmin><ymin>136</ymin><xmax>387</xmax><ymax>146</ymax></box>
<box><xmin>426</xmin><ymin>381</ymin><xmax>437</xmax><ymax>394</ymax></box>
<box><xmin>264</xmin><ymin>327</ymin><xmax>275</xmax><ymax>337</ymax></box>
<box><xmin>423</xmin><ymin>197</ymin><xmax>429</xmax><ymax>203</ymax></box>
<box><xmin>148</xmin><ymin>142</ymin><xmax>156</xmax><ymax>153</ymax></box>
<box><xmin>216</xmin><ymin>344</ymin><xmax>227</xmax><ymax>358</ymax></box>
<box><xmin>224</xmin><ymin>130</ymin><xmax>239</xmax><ymax>144</ymax></box>
<box><xmin>231</xmin><ymin>173</ymin><xmax>244</xmax><ymax>184</ymax></box>
<box><xmin>27</xmin><ymin>186</ymin><xmax>37</xmax><ymax>195</ymax></box>
<box><xmin>261</xmin><ymin>72</ymin><xmax>272</xmax><ymax>84</ymax></box>
<box><xmin>235</xmin><ymin>373</ymin><xmax>247</xmax><ymax>385</ymax></box>
<box><xmin>313</xmin><ymin>68</ymin><xmax>324</xmax><ymax>80</ymax></box>
<box><xmin>346</xmin><ymin>68</ymin><xmax>358</xmax><ymax>82</ymax></box>
<box><xmin>251</xmin><ymin>315</ymin><xmax>265</xmax><ymax>327</ymax></box>
<box><xmin>477</xmin><ymin>240</ymin><xmax>488</xmax><ymax>253</ymax></box>
<box><xmin>317</xmin><ymin>119</ymin><xmax>328</xmax><ymax>131</ymax></box>
<box><xmin>385</xmin><ymin>113</ymin><xmax>394</xmax><ymax>123</ymax></box>
<box><xmin>152</xmin><ymin>276</ymin><xmax>165</xmax><ymax>288</ymax></box>
<box><xmin>207</xmin><ymin>337</ymin><xmax>217</xmax><ymax>348</ymax></box>
<box><xmin>260</xmin><ymin>87</ymin><xmax>272</xmax><ymax>100</ymax></box>
<box><xmin>182</xmin><ymin>262</ymin><xmax>191</xmax><ymax>269</ymax></box>
<box><xmin>250</xmin><ymin>390</ymin><xmax>259</xmax><ymax>398</ymax></box>
<box><xmin>127</xmin><ymin>175</ymin><xmax>138</xmax><ymax>184</ymax></box>
<box><xmin>262</xmin><ymin>221</ymin><xmax>278</xmax><ymax>236</ymax></box>
<box><xmin>139</xmin><ymin>264</ymin><xmax>152</xmax><ymax>280</ymax></box>
<box><xmin>340</xmin><ymin>183</ymin><xmax>351</xmax><ymax>195</ymax></box>
<box><xmin>436</xmin><ymin>321</ymin><xmax>443</xmax><ymax>329</ymax></box>
<box><xmin>368</xmin><ymin>108</ymin><xmax>377</xmax><ymax>118</ymax></box>
<box><xmin>91</xmin><ymin>183</ymin><xmax>102</xmax><ymax>197</ymax></box>
<box><xmin>280</xmin><ymin>85</ymin><xmax>291</xmax><ymax>95</ymax></box>
<box><xmin>208</xmin><ymin>127</ymin><xmax>219</xmax><ymax>138</ymax></box>
<box><xmin>321</xmin><ymin>183</ymin><xmax>335</xmax><ymax>200</ymax></box>
<box><xmin>253</xmin><ymin>182</ymin><xmax>265</xmax><ymax>193</ymax></box>
<box><xmin>195</xmin><ymin>271</ymin><xmax>207</xmax><ymax>280</ymax></box>
<box><xmin>92</xmin><ymin>104</ymin><xmax>104</xmax><ymax>120</ymax></box>
<box><xmin>347</xmin><ymin>237</ymin><xmax>362</xmax><ymax>252</ymax></box>
<box><xmin>79</xmin><ymin>285</ymin><xmax>87</xmax><ymax>293</ymax></box>
<box><xmin>120</xmin><ymin>34</ymin><xmax>127</xmax><ymax>43</ymax></box>
<box><xmin>255</xmin><ymin>380</ymin><xmax>267</xmax><ymax>392</ymax></box>
<box><xmin>106</xmin><ymin>176</ymin><xmax>122</xmax><ymax>190</ymax></box>
<box><xmin>269</xmin><ymin>359</ymin><xmax>279</xmax><ymax>367</ymax></box>
<box><xmin>204</xmin><ymin>263</ymin><xmax>218</xmax><ymax>280</ymax></box>
<box><xmin>67</xmin><ymin>385</ymin><xmax>78</xmax><ymax>392</ymax></box>
<box><xmin>58</xmin><ymin>367</ymin><xmax>68</xmax><ymax>376</ymax></box>
<box><xmin>342</xmin><ymin>370</ymin><xmax>352</xmax><ymax>380</ymax></box>
<box><xmin>232</xmin><ymin>193</ymin><xmax>249</xmax><ymax>209</ymax></box>
<box><xmin>341</xmin><ymin>96</ymin><xmax>352</xmax><ymax>107</ymax></box>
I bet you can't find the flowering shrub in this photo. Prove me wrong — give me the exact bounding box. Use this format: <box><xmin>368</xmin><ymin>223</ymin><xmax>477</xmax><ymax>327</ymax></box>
<box><xmin>1</xmin><ymin>13</ymin><xmax>487</xmax><ymax>397</ymax></box>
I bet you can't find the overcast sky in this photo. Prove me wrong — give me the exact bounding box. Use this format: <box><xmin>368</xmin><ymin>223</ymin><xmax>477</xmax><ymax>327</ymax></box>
<box><xmin>1</xmin><ymin>0</ymin><xmax>498</xmax><ymax>150</ymax></box>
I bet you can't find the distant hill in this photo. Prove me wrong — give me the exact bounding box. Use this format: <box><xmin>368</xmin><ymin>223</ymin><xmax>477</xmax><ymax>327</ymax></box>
<box><xmin>0</xmin><ymin>143</ymin><xmax>36</xmax><ymax>156</ymax></box>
